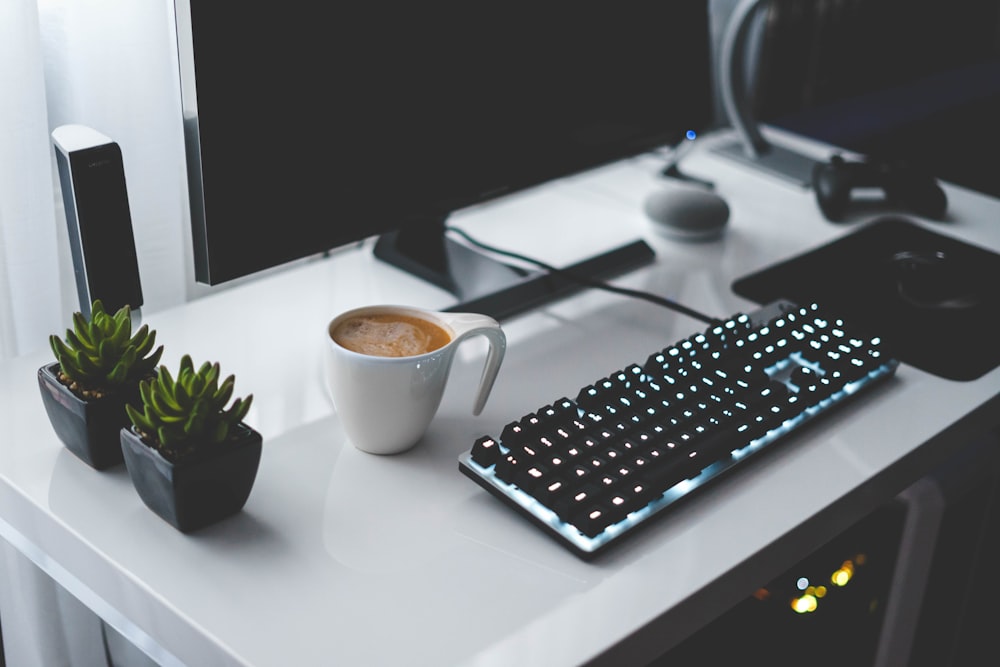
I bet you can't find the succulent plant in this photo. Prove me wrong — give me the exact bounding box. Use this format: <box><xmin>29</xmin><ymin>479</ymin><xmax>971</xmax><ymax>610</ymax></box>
<box><xmin>125</xmin><ymin>354</ymin><xmax>254</xmax><ymax>462</ymax></box>
<box><xmin>49</xmin><ymin>299</ymin><xmax>163</xmax><ymax>399</ymax></box>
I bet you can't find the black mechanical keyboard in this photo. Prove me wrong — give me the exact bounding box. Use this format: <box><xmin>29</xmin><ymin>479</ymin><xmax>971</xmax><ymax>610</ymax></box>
<box><xmin>458</xmin><ymin>301</ymin><xmax>899</xmax><ymax>559</ymax></box>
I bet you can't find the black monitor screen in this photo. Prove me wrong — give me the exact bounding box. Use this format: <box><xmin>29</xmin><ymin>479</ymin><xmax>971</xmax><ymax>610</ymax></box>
<box><xmin>174</xmin><ymin>2</ymin><xmax>713</xmax><ymax>316</ymax></box>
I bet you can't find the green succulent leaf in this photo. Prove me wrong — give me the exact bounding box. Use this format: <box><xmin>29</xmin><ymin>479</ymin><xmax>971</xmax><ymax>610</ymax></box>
<box><xmin>130</xmin><ymin>345</ymin><xmax>164</xmax><ymax>379</ymax></box>
<box><xmin>64</xmin><ymin>329</ymin><xmax>94</xmax><ymax>355</ymax></box>
<box><xmin>159</xmin><ymin>365</ymin><xmax>176</xmax><ymax>392</ymax></box>
<box><xmin>150</xmin><ymin>385</ymin><xmax>182</xmax><ymax>413</ymax></box>
<box><xmin>75</xmin><ymin>351</ymin><xmax>103</xmax><ymax>377</ymax></box>
<box><xmin>107</xmin><ymin>361</ymin><xmax>128</xmax><ymax>385</ymax></box>
<box><xmin>203</xmin><ymin>362</ymin><xmax>220</xmax><ymax>384</ymax></box>
<box><xmin>188</xmin><ymin>372</ymin><xmax>206</xmax><ymax>398</ymax></box>
<box><xmin>110</xmin><ymin>320</ymin><xmax>129</xmax><ymax>349</ymax></box>
<box><xmin>112</xmin><ymin>304</ymin><xmax>129</xmax><ymax>326</ymax></box>
<box><xmin>98</xmin><ymin>338</ymin><xmax>117</xmax><ymax>366</ymax></box>
<box><xmin>50</xmin><ymin>335</ymin><xmax>71</xmax><ymax>363</ymax></box>
<box><xmin>230</xmin><ymin>395</ymin><xmax>253</xmax><ymax>422</ymax></box>
<box><xmin>156</xmin><ymin>425</ymin><xmax>174</xmax><ymax>448</ymax></box>
<box><xmin>130</xmin><ymin>326</ymin><xmax>154</xmax><ymax>357</ymax></box>
<box><xmin>175</xmin><ymin>379</ymin><xmax>191</xmax><ymax>405</ymax></box>
<box><xmin>125</xmin><ymin>403</ymin><xmax>155</xmax><ymax>434</ymax></box>
<box><xmin>215</xmin><ymin>377</ymin><xmax>235</xmax><ymax>406</ymax></box>
<box><xmin>71</xmin><ymin>311</ymin><xmax>95</xmax><ymax>349</ymax></box>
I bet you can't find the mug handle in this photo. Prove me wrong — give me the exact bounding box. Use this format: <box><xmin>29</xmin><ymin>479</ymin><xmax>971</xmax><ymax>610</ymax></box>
<box><xmin>438</xmin><ymin>312</ymin><xmax>507</xmax><ymax>416</ymax></box>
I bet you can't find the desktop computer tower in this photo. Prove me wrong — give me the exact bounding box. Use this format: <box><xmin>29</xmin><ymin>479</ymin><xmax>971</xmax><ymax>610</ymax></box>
<box><xmin>648</xmin><ymin>429</ymin><xmax>1000</xmax><ymax>667</ymax></box>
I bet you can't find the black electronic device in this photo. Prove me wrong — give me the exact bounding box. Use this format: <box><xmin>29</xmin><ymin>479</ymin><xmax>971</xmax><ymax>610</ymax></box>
<box><xmin>733</xmin><ymin>216</ymin><xmax>1000</xmax><ymax>381</ymax></box>
<box><xmin>888</xmin><ymin>249</ymin><xmax>983</xmax><ymax>310</ymax></box>
<box><xmin>812</xmin><ymin>155</ymin><xmax>948</xmax><ymax>222</ymax></box>
<box><xmin>170</xmin><ymin>1</ymin><xmax>714</xmax><ymax>320</ymax></box>
<box><xmin>643</xmin><ymin>183</ymin><xmax>730</xmax><ymax>242</ymax></box>
<box><xmin>52</xmin><ymin>124</ymin><xmax>143</xmax><ymax>321</ymax></box>
<box><xmin>459</xmin><ymin>300</ymin><xmax>899</xmax><ymax>559</ymax></box>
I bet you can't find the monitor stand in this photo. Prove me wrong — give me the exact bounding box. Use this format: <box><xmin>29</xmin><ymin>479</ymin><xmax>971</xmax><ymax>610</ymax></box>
<box><xmin>373</xmin><ymin>214</ymin><xmax>655</xmax><ymax>321</ymax></box>
<box><xmin>711</xmin><ymin>139</ymin><xmax>818</xmax><ymax>188</ymax></box>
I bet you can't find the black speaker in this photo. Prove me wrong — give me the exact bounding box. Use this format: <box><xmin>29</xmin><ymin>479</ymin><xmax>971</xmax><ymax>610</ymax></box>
<box><xmin>52</xmin><ymin>124</ymin><xmax>143</xmax><ymax>320</ymax></box>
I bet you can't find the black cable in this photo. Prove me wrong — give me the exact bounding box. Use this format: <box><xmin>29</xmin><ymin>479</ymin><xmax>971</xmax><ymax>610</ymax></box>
<box><xmin>661</xmin><ymin>163</ymin><xmax>717</xmax><ymax>191</ymax></box>
<box><xmin>444</xmin><ymin>226</ymin><xmax>722</xmax><ymax>326</ymax></box>
<box><xmin>658</xmin><ymin>134</ymin><xmax>716</xmax><ymax>190</ymax></box>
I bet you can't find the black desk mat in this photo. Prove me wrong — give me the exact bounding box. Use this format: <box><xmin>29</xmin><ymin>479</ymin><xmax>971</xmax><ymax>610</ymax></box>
<box><xmin>732</xmin><ymin>216</ymin><xmax>1000</xmax><ymax>381</ymax></box>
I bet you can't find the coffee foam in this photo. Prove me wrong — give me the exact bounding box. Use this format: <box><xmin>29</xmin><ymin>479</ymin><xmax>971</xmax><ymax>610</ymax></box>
<box><xmin>333</xmin><ymin>315</ymin><xmax>448</xmax><ymax>357</ymax></box>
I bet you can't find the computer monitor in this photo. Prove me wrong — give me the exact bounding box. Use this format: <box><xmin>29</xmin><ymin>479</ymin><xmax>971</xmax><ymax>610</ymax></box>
<box><xmin>171</xmin><ymin>1</ymin><xmax>714</xmax><ymax>320</ymax></box>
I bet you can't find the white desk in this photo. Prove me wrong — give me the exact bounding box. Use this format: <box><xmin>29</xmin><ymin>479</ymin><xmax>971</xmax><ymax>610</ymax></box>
<box><xmin>2</xmin><ymin>130</ymin><xmax>999</xmax><ymax>666</ymax></box>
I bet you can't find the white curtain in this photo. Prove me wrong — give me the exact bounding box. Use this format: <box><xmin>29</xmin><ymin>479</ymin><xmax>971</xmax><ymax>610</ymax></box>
<box><xmin>0</xmin><ymin>1</ymin><xmax>201</xmax><ymax>663</ymax></box>
<box><xmin>0</xmin><ymin>0</ymin><xmax>64</xmax><ymax>360</ymax></box>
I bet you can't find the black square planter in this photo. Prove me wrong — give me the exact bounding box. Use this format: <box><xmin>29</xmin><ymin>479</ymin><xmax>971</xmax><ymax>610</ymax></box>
<box><xmin>120</xmin><ymin>423</ymin><xmax>263</xmax><ymax>532</ymax></box>
<box><xmin>37</xmin><ymin>362</ymin><xmax>139</xmax><ymax>470</ymax></box>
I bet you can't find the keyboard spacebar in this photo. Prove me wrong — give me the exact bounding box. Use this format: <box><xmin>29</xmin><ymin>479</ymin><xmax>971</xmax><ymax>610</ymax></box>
<box><xmin>641</xmin><ymin>422</ymin><xmax>749</xmax><ymax>493</ymax></box>
<box><xmin>642</xmin><ymin>393</ymin><xmax>809</xmax><ymax>493</ymax></box>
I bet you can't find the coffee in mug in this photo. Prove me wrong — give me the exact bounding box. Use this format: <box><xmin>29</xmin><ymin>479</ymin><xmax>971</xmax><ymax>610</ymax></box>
<box><xmin>325</xmin><ymin>305</ymin><xmax>506</xmax><ymax>455</ymax></box>
<box><xmin>330</xmin><ymin>313</ymin><xmax>451</xmax><ymax>358</ymax></box>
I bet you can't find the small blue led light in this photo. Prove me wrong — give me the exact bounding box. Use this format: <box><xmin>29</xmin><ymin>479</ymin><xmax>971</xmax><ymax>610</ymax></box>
<box><xmin>685</xmin><ymin>129</ymin><xmax>697</xmax><ymax>141</ymax></box>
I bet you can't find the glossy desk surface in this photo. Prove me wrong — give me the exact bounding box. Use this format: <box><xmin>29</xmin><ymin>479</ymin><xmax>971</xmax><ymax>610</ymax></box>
<box><xmin>2</xmin><ymin>130</ymin><xmax>1000</xmax><ymax>666</ymax></box>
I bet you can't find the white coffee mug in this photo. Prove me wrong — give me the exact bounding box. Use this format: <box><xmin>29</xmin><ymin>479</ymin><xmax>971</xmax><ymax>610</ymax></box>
<box><xmin>324</xmin><ymin>305</ymin><xmax>506</xmax><ymax>455</ymax></box>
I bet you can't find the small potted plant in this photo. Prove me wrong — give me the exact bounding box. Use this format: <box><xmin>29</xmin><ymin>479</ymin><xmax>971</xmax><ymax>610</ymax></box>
<box><xmin>120</xmin><ymin>354</ymin><xmax>261</xmax><ymax>532</ymax></box>
<box><xmin>38</xmin><ymin>299</ymin><xmax>163</xmax><ymax>469</ymax></box>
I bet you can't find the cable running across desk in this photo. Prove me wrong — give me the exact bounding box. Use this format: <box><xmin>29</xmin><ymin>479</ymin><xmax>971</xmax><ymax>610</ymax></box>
<box><xmin>459</xmin><ymin>300</ymin><xmax>899</xmax><ymax>559</ymax></box>
<box><xmin>445</xmin><ymin>225</ymin><xmax>720</xmax><ymax>325</ymax></box>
